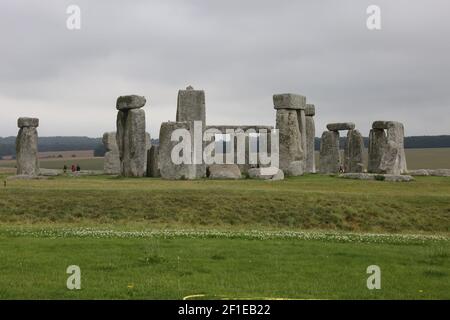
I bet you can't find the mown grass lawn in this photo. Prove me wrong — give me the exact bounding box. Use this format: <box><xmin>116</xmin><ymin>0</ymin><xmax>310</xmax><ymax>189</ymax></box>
<box><xmin>0</xmin><ymin>229</ymin><xmax>448</xmax><ymax>300</ymax></box>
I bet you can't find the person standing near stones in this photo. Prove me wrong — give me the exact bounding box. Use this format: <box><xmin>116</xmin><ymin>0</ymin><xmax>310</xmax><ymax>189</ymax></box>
<box><xmin>71</xmin><ymin>164</ymin><xmax>76</xmax><ymax>172</ymax></box>
<box><xmin>76</xmin><ymin>164</ymin><xmax>81</xmax><ymax>172</ymax></box>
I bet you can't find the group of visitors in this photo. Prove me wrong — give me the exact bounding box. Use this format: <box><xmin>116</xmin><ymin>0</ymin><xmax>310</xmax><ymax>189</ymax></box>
<box><xmin>63</xmin><ymin>164</ymin><xmax>81</xmax><ymax>173</ymax></box>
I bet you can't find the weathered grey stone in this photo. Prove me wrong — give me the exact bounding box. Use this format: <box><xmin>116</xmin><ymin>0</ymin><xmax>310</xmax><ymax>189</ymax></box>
<box><xmin>158</xmin><ymin>122</ymin><xmax>197</xmax><ymax>180</ymax></box>
<box><xmin>208</xmin><ymin>164</ymin><xmax>241</xmax><ymax>179</ymax></box>
<box><xmin>176</xmin><ymin>86</ymin><xmax>206</xmax><ymax>127</ymax></box>
<box><xmin>368</xmin><ymin>121</ymin><xmax>407</xmax><ymax>175</ymax></box>
<box><xmin>372</xmin><ymin>121</ymin><xmax>392</xmax><ymax>130</ymax></box>
<box><xmin>305</xmin><ymin>112</ymin><xmax>316</xmax><ymax>173</ymax></box>
<box><xmin>326</xmin><ymin>122</ymin><xmax>355</xmax><ymax>131</ymax></box>
<box><xmin>430</xmin><ymin>169</ymin><xmax>450</xmax><ymax>177</ymax></box>
<box><xmin>147</xmin><ymin>145</ymin><xmax>160</xmax><ymax>177</ymax></box>
<box><xmin>116</xmin><ymin>108</ymin><xmax>147</xmax><ymax>177</ymax></box>
<box><xmin>16</xmin><ymin>124</ymin><xmax>39</xmax><ymax>176</ymax></box>
<box><xmin>386</xmin><ymin>122</ymin><xmax>407</xmax><ymax>174</ymax></box>
<box><xmin>248</xmin><ymin>167</ymin><xmax>284</xmax><ymax>181</ymax></box>
<box><xmin>144</xmin><ymin>132</ymin><xmax>152</xmax><ymax>175</ymax></box>
<box><xmin>18</xmin><ymin>117</ymin><xmax>39</xmax><ymax>128</ymax></box>
<box><xmin>407</xmin><ymin>169</ymin><xmax>430</xmax><ymax>176</ymax></box>
<box><xmin>344</xmin><ymin>129</ymin><xmax>364</xmax><ymax>173</ymax></box>
<box><xmin>116</xmin><ymin>95</ymin><xmax>146</xmax><ymax>110</ymax></box>
<box><xmin>368</xmin><ymin>129</ymin><xmax>387</xmax><ymax>173</ymax></box>
<box><xmin>305</xmin><ymin>104</ymin><xmax>315</xmax><ymax>117</ymax></box>
<box><xmin>319</xmin><ymin>131</ymin><xmax>340</xmax><ymax>174</ymax></box>
<box><xmin>286</xmin><ymin>160</ymin><xmax>304</xmax><ymax>176</ymax></box>
<box><xmin>297</xmin><ymin>108</ymin><xmax>307</xmax><ymax>171</ymax></box>
<box><xmin>39</xmin><ymin>168</ymin><xmax>61</xmax><ymax>176</ymax></box>
<box><xmin>273</xmin><ymin>94</ymin><xmax>306</xmax><ymax>110</ymax></box>
<box><xmin>379</xmin><ymin>141</ymin><xmax>401</xmax><ymax>175</ymax></box>
<box><xmin>276</xmin><ymin>109</ymin><xmax>304</xmax><ymax>176</ymax></box>
<box><xmin>339</xmin><ymin>173</ymin><xmax>414</xmax><ymax>182</ymax></box>
<box><xmin>103</xmin><ymin>132</ymin><xmax>120</xmax><ymax>175</ymax></box>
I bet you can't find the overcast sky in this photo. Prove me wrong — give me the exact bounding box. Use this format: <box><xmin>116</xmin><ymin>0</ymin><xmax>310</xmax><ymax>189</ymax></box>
<box><xmin>1</xmin><ymin>0</ymin><xmax>449</xmax><ymax>138</ymax></box>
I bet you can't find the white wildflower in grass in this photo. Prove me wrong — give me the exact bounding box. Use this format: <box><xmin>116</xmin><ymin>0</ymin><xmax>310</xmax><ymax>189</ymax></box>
<box><xmin>3</xmin><ymin>227</ymin><xmax>448</xmax><ymax>245</ymax></box>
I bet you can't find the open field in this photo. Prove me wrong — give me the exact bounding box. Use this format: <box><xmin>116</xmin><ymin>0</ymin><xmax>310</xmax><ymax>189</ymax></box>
<box><xmin>0</xmin><ymin>157</ymin><xmax>104</xmax><ymax>171</ymax></box>
<box><xmin>0</xmin><ymin>168</ymin><xmax>449</xmax><ymax>299</ymax></box>
<box><xmin>2</xmin><ymin>147</ymin><xmax>450</xmax><ymax>172</ymax></box>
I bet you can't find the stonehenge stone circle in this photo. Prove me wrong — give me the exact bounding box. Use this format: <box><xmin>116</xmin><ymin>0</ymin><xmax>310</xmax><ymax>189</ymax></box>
<box><xmin>305</xmin><ymin>104</ymin><xmax>316</xmax><ymax>173</ymax></box>
<box><xmin>319</xmin><ymin>130</ymin><xmax>340</xmax><ymax>174</ymax></box>
<box><xmin>274</xmin><ymin>94</ymin><xmax>306</xmax><ymax>176</ymax></box>
<box><xmin>344</xmin><ymin>129</ymin><xmax>364</xmax><ymax>173</ymax></box>
<box><xmin>16</xmin><ymin>117</ymin><xmax>40</xmax><ymax>176</ymax></box>
<box><xmin>116</xmin><ymin>95</ymin><xmax>147</xmax><ymax>177</ymax></box>
<box><xmin>103</xmin><ymin>132</ymin><xmax>120</xmax><ymax>175</ymax></box>
<box><xmin>207</xmin><ymin>164</ymin><xmax>242</xmax><ymax>179</ymax></box>
<box><xmin>368</xmin><ymin>121</ymin><xmax>407</xmax><ymax>175</ymax></box>
<box><xmin>176</xmin><ymin>86</ymin><xmax>206</xmax><ymax>127</ymax></box>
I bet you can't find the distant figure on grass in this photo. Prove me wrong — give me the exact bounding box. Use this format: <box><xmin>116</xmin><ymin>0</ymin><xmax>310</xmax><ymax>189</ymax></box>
<box><xmin>63</xmin><ymin>165</ymin><xmax>67</xmax><ymax>173</ymax></box>
<box><xmin>71</xmin><ymin>164</ymin><xmax>76</xmax><ymax>173</ymax></box>
<box><xmin>76</xmin><ymin>164</ymin><xmax>81</xmax><ymax>172</ymax></box>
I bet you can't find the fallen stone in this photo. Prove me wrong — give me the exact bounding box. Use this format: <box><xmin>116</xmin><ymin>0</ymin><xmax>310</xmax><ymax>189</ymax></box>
<box><xmin>273</xmin><ymin>94</ymin><xmax>306</xmax><ymax>110</ymax></box>
<box><xmin>18</xmin><ymin>117</ymin><xmax>39</xmax><ymax>128</ymax></box>
<box><xmin>116</xmin><ymin>95</ymin><xmax>146</xmax><ymax>110</ymax></box>
<box><xmin>248</xmin><ymin>167</ymin><xmax>284</xmax><ymax>181</ymax></box>
<box><xmin>339</xmin><ymin>173</ymin><xmax>414</xmax><ymax>182</ymax></box>
<box><xmin>207</xmin><ymin>164</ymin><xmax>242</xmax><ymax>179</ymax></box>
<box><xmin>326</xmin><ymin>122</ymin><xmax>355</xmax><ymax>131</ymax></box>
<box><xmin>430</xmin><ymin>169</ymin><xmax>450</xmax><ymax>177</ymax></box>
<box><xmin>407</xmin><ymin>169</ymin><xmax>430</xmax><ymax>176</ymax></box>
<box><xmin>39</xmin><ymin>168</ymin><xmax>61</xmax><ymax>176</ymax></box>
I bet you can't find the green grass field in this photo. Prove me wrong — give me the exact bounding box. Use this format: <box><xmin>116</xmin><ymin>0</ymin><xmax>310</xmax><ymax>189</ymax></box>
<box><xmin>0</xmin><ymin>172</ymin><xmax>449</xmax><ymax>299</ymax></box>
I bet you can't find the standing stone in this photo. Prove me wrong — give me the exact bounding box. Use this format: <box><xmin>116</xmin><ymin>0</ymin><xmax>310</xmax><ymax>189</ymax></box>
<box><xmin>319</xmin><ymin>131</ymin><xmax>340</xmax><ymax>174</ymax></box>
<box><xmin>144</xmin><ymin>132</ymin><xmax>152</xmax><ymax>175</ymax></box>
<box><xmin>274</xmin><ymin>93</ymin><xmax>306</xmax><ymax>176</ymax></box>
<box><xmin>176</xmin><ymin>86</ymin><xmax>206</xmax><ymax>127</ymax></box>
<box><xmin>159</xmin><ymin>122</ymin><xmax>198</xmax><ymax>180</ymax></box>
<box><xmin>147</xmin><ymin>145</ymin><xmax>160</xmax><ymax>177</ymax></box>
<box><xmin>368</xmin><ymin>121</ymin><xmax>407</xmax><ymax>175</ymax></box>
<box><xmin>305</xmin><ymin>104</ymin><xmax>316</xmax><ymax>173</ymax></box>
<box><xmin>344</xmin><ymin>129</ymin><xmax>364</xmax><ymax>173</ymax></box>
<box><xmin>116</xmin><ymin>95</ymin><xmax>147</xmax><ymax>177</ymax></box>
<box><xmin>386</xmin><ymin>121</ymin><xmax>407</xmax><ymax>174</ymax></box>
<box><xmin>297</xmin><ymin>108</ymin><xmax>307</xmax><ymax>171</ymax></box>
<box><xmin>16</xmin><ymin>117</ymin><xmax>39</xmax><ymax>176</ymax></box>
<box><xmin>368</xmin><ymin>129</ymin><xmax>387</xmax><ymax>173</ymax></box>
<box><xmin>102</xmin><ymin>132</ymin><xmax>120</xmax><ymax>175</ymax></box>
